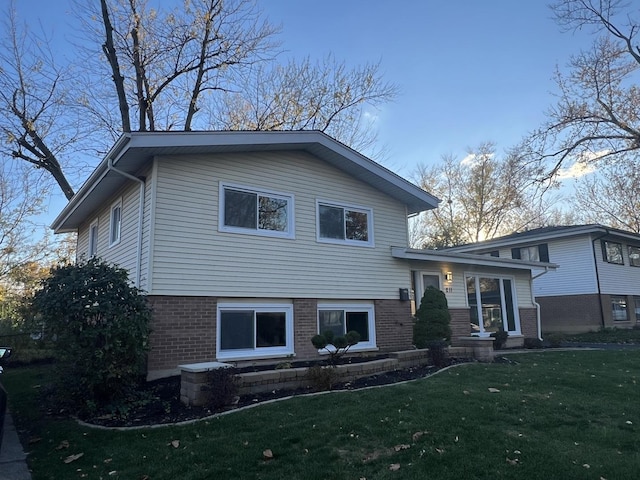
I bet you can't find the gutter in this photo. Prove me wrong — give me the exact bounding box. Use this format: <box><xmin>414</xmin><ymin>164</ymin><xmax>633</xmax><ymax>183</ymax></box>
<box><xmin>591</xmin><ymin>230</ymin><xmax>610</xmax><ymax>328</ymax></box>
<box><xmin>107</xmin><ymin>155</ymin><xmax>145</xmax><ymax>289</ymax></box>
<box><xmin>531</xmin><ymin>266</ymin><xmax>552</xmax><ymax>341</ymax></box>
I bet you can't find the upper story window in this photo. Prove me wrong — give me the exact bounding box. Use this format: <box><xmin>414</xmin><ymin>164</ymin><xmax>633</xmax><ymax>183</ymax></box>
<box><xmin>602</xmin><ymin>240</ymin><xmax>623</xmax><ymax>265</ymax></box>
<box><xmin>511</xmin><ymin>244</ymin><xmax>549</xmax><ymax>262</ymax></box>
<box><xmin>88</xmin><ymin>220</ymin><xmax>99</xmax><ymax>256</ymax></box>
<box><xmin>317</xmin><ymin>201</ymin><xmax>373</xmax><ymax>246</ymax></box>
<box><xmin>628</xmin><ymin>246</ymin><xmax>640</xmax><ymax>267</ymax></box>
<box><xmin>220</xmin><ymin>183</ymin><xmax>294</xmax><ymax>238</ymax></box>
<box><xmin>109</xmin><ymin>200</ymin><xmax>122</xmax><ymax>246</ymax></box>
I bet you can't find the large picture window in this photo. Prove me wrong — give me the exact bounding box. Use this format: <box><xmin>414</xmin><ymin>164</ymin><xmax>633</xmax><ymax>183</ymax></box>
<box><xmin>217</xmin><ymin>303</ymin><xmax>293</xmax><ymax>360</ymax></box>
<box><xmin>317</xmin><ymin>303</ymin><xmax>376</xmax><ymax>350</ymax></box>
<box><xmin>466</xmin><ymin>275</ymin><xmax>520</xmax><ymax>335</ymax></box>
<box><xmin>317</xmin><ymin>201</ymin><xmax>373</xmax><ymax>246</ymax></box>
<box><xmin>602</xmin><ymin>240</ymin><xmax>624</xmax><ymax>265</ymax></box>
<box><xmin>220</xmin><ymin>183</ymin><xmax>293</xmax><ymax>238</ymax></box>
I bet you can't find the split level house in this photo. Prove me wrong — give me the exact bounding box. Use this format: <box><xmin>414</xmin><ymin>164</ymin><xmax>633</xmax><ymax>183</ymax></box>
<box><xmin>445</xmin><ymin>225</ymin><xmax>640</xmax><ymax>333</ymax></box>
<box><xmin>52</xmin><ymin>131</ymin><xmax>555</xmax><ymax>380</ymax></box>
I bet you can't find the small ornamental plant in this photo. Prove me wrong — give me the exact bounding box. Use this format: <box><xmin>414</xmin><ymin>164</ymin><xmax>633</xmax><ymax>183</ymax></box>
<box><xmin>311</xmin><ymin>330</ymin><xmax>360</xmax><ymax>366</ymax></box>
<box><xmin>308</xmin><ymin>330</ymin><xmax>360</xmax><ymax>391</ymax></box>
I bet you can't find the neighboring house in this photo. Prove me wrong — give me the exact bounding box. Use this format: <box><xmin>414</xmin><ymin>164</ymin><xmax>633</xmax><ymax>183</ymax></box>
<box><xmin>445</xmin><ymin>224</ymin><xmax>640</xmax><ymax>333</ymax></box>
<box><xmin>52</xmin><ymin>131</ymin><xmax>553</xmax><ymax>379</ymax></box>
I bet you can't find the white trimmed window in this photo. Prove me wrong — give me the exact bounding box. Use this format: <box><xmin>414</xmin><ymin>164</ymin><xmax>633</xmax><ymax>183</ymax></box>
<box><xmin>217</xmin><ymin>303</ymin><xmax>294</xmax><ymax>360</ymax></box>
<box><xmin>109</xmin><ymin>200</ymin><xmax>122</xmax><ymax>246</ymax></box>
<box><xmin>317</xmin><ymin>201</ymin><xmax>373</xmax><ymax>246</ymax></box>
<box><xmin>466</xmin><ymin>275</ymin><xmax>520</xmax><ymax>336</ymax></box>
<box><xmin>317</xmin><ymin>303</ymin><xmax>376</xmax><ymax>351</ymax></box>
<box><xmin>628</xmin><ymin>246</ymin><xmax>640</xmax><ymax>267</ymax></box>
<box><xmin>88</xmin><ymin>220</ymin><xmax>99</xmax><ymax>257</ymax></box>
<box><xmin>220</xmin><ymin>183</ymin><xmax>294</xmax><ymax>238</ymax></box>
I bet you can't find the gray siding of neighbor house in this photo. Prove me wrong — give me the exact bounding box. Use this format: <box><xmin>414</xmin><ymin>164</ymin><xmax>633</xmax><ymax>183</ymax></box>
<box><xmin>147</xmin><ymin>150</ymin><xmax>412</xmax><ymax>299</ymax></box>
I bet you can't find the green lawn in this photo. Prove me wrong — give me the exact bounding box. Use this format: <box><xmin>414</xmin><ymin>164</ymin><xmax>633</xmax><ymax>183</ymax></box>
<box><xmin>2</xmin><ymin>350</ymin><xmax>639</xmax><ymax>479</ymax></box>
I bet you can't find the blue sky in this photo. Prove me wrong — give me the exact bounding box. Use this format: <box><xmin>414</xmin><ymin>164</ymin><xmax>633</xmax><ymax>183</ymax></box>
<box><xmin>14</xmin><ymin>0</ymin><xmax>593</xmax><ymax>221</ymax></box>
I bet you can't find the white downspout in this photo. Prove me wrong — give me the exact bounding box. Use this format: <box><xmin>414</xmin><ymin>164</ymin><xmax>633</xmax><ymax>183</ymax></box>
<box><xmin>531</xmin><ymin>267</ymin><xmax>551</xmax><ymax>341</ymax></box>
<box><xmin>107</xmin><ymin>157</ymin><xmax>145</xmax><ymax>288</ymax></box>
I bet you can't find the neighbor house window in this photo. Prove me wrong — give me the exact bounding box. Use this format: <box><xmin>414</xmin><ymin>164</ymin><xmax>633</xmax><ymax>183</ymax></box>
<box><xmin>317</xmin><ymin>303</ymin><xmax>376</xmax><ymax>350</ymax></box>
<box><xmin>466</xmin><ymin>275</ymin><xmax>520</xmax><ymax>335</ymax></box>
<box><xmin>634</xmin><ymin>297</ymin><xmax>640</xmax><ymax>323</ymax></box>
<box><xmin>511</xmin><ymin>244</ymin><xmax>549</xmax><ymax>262</ymax></box>
<box><xmin>611</xmin><ymin>296</ymin><xmax>628</xmax><ymax>322</ymax></box>
<box><xmin>109</xmin><ymin>200</ymin><xmax>122</xmax><ymax>246</ymax></box>
<box><xmin>628</xmin><ymin>246</ymin><xmax>640</xmax><ymax>267</ymax></box>
<box><xmin>217</xmin><ymin>303</ymin><xmax>293</xmax><ymax>360</ymax></box>
<box><xmin>220</xmin><ymin>183</ymin><xmax>293</xmax><ymax>238</ymax></box>
<box><xmin>602</xmin><ymin>241</ymin><xmax>624</xmax><ymax>264</ymax></box>
<box><xmin>88</xmin><ymin>220</ymin><xmax>99</xmax><ymax>256</ymax></box>
<box><xmin>317</xmin><ymin>201</ymin><xmax>373</xmax><ymax>246</ymax></box>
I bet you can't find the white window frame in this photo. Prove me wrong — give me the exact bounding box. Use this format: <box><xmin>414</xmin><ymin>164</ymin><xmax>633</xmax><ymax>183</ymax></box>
<box><xmin>316</xmin><ymin>302</ymin><xmax>377</xmax><ymax>352</ymax></box>
<box><xmin>88</xmin><ymin>219</ymin><xmax>99</xmax><ymax>257</ymax></box>
<box><xmin>316</xmin><ymin>200</ymin><xmax>374</xmax><ymax>247</ymax></box>
<box><xmin>216</xmin><ymin>302</ymin><xmax>294</xmax><ymax>360</ymax></box>
<box><xmin>219</xmin><ymin>182</ymin><xmax>295</xmax><ymax>239</ymax></box>
<box><xmin>109</xmin><ymin>199</ymin><xmax>122</xmax><ymax>247</ymax></box>
<box><xmin>465</xmin><ymin>274</ymin><xmax>521</xmax><ymax>336</ymax></box>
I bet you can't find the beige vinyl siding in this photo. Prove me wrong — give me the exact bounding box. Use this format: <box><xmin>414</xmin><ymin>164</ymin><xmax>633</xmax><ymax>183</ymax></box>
<box><xmin>150</xmin><ymin>151</ymin><xmax>410</xmax><ymax>298</ymax></box>
<box><xmin>76</xmin><ymin>180</ymin><xmax>145</xmax><ymax>284</ymax></box>
<box><xmin>409</xmin><ymin>262</ymin><xmax>534</xmax><ymax>308</ymax></box>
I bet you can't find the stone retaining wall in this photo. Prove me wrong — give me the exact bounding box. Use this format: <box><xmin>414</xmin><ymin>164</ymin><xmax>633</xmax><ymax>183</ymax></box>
<box><xmin>180</xmin><ymin>347</ymin><xmax>476</xmax><ymax>407</ymax></box>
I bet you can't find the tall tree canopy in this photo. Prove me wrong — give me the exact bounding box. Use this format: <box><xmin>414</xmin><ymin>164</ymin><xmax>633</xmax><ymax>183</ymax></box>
<box><xmin>522</xmin><ymin>0</ymin><xmax>640</xmax><ymax>178</ymax></box>
<box><xmin>412</xmin><ymin>143</ymin><xmax>565</xmax><ymax>249</ymax></box>
<box><xmin>0</xmin><ymin>0</ymin><xmax>397</xmax><ymax>200</ymax></box>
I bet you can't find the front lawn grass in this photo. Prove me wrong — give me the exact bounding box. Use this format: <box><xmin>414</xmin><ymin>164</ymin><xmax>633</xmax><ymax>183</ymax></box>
<box><xmin>2</xmin><ymin>350</ymin><xmax>639</xmax><ymax>479</ymax></box>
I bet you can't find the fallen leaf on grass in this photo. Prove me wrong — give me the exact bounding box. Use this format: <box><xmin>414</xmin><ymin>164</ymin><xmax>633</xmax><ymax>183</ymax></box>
<box><xmin>435</xmin><ymin>448</ymin><xmax>445</xmax><ymax>454</ymax></box>
<box><xmin>389</xmin><ymin>463</ymin><xmax>400</xmax><ymax>471</ymax></box>
<box><xmin>583</xmin><ymin>464</ymin><xmax>590</xmax><ymax>469</ymax></box>
<box><xmin>170</xmin><ymin>440</ymin><xmax>180</xmax><ymax>448</ymax></box>
<box><xmin>103</xmin><ymin>458</ymin><xmax>112</xmax><ymax>464</ymax></box>
<box><xmin>55</xmin><ymin>440</ymin><xmax>70</xmax><ymax>450</ymax></box>
<box><xmin>412</xmin><ymin>431</ymin><xmax>428</xmax><ymax>442</ymax></box>
<box><xmin>463</xmin><ymin>390</ymin><xmax>470</xmax><ymax>395</ymax></box>
<box><xmin>63</xmin><ymin>453</ymin><xmax>84</xmax><ymax>464</ymax></box>
<box><xmin>263</xmin><ymin>449</ymin><xmax>274</xmax><ymax>460</ymax></box>
<box><xmin>394</xmin><ymin>444</ymin><xmax>410</xmax><ymax>452</ymax></box>
<box><xmin>506</xmin><ymin>458</ymin><xmax>519</xmax><ymax>465</ymax></box>
<box><xmin>488</xmin><ymin>388</ymin><xmax>500</xmax><ymax>393</ymax></box>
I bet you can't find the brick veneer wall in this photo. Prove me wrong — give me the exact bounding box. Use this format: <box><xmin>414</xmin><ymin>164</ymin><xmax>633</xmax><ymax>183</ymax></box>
<box><xmin>146</xmin><ymin>296</ymin><xmax>414</xmax><ymax>380</ymax></box>
<box><xmin>537</xmin><ymin>294</ymin><xmax>603</xmax><ymax>333</ymax></box>
<box><xmin>519</xmin><ymin>307</ymin><xmax>538</xmax><ymax>339</ymax></box>
<box><xmin>449</xmin><ymin>308</ymin><xmax>471</xmax><ymax>346</ymax></box>
<box><xmin>147</xmin><ymin>296</ymin><xmax>217</xmax><ymax>379</ymax></box>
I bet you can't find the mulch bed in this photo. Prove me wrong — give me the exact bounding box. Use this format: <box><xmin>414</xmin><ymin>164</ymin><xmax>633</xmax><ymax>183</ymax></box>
<box><xmin>81</xmin><ymin>358</ymin><xmax>474</xmax><ymax>428</ymax></box>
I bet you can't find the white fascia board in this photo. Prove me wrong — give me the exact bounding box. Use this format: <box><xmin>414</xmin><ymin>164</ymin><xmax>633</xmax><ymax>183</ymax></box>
<box><xmin>391</xmin><ymin>247</ymin><xmax>558</xmax><ymax>271</ymax></box>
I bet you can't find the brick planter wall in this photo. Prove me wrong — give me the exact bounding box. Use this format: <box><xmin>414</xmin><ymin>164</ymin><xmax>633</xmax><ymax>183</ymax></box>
<box><xmin>519</xmin><ymin>307</ymin><xmax>539</xmax><ymax>339</ymax></box>
<box><xmin>449</xmin><ymin>308</ymin><xmax>472</xmax><ymax>346</ymax></box>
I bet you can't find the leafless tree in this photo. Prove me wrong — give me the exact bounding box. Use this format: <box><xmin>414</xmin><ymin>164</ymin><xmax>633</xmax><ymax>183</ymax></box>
<box><xmin>0</xmin><ymin>5</ymin><xmax>79</xmax><ymax>200</ymax></box>
<box><xmin>412</xmin><ymin>143</ymin><xmax>561</xmax><ymax>248</ymax></box>
<box><xmin>572</xmin><ymin>155</ymin><xmax>640</xmax><ymax>232</ymax></box>
<box><xmin>523</xmin><ymin>0</ymin><xmax>640</xmax><ymax>178</ymax></box>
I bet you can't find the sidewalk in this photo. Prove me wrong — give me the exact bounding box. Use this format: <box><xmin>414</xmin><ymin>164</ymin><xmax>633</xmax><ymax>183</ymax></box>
<box><xmin>0</xmin><ymin>411</ymin><xmax>31</xmax><ymax>480</ymax></box>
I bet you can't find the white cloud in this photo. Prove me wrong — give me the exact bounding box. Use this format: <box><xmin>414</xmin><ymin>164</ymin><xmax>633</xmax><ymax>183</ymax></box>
<box><xmin>556</xmin><ymin>161</ymin><xmax>596</xmax><ymax>179</ymax></box>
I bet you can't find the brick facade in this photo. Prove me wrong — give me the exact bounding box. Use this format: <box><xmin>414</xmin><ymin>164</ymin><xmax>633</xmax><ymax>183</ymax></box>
<box><xmin>537</xmin><ymin>294</ymin><xmax>603</xmax><ymax>334</ymax></box>
<box><xmin>449</xmin><ymin>308</ymin><xmax>472</xmax><ymax>346</ymax></box>
<box><xmin>519</xmin><ymin>307</ymin><xmax>538</xmax><ymax>339</ymax></box>
<box><xmin>147</xmin><ymin>296</ymin><xmax>217</xmax><ymax>379</ymax></box>
<box><xmin>146</xmin><ymin>295</ymin><xmax>415</xmax><ymax>380</ymax></box>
